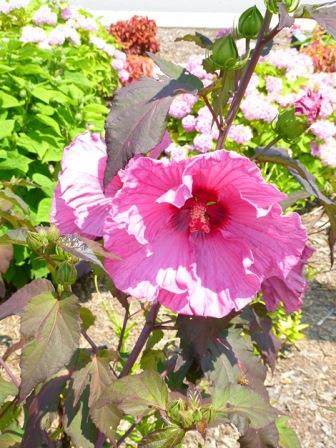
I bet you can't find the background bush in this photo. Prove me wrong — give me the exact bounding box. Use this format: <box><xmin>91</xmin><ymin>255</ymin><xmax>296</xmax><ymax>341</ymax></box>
<box><xmin>0</xmin><ymin>0</ymin><xmax>122</xmax><ymax>285</ymax></box>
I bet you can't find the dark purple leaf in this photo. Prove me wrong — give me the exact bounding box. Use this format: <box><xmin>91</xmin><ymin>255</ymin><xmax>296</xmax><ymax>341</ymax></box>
<box><xmin>104</xmin><ymin>72</ymin><xmax>202</xmax><ymax>185</ymax></box>
<box><xmin>20</xmin><ymin>293</ymin><xmax>80</xmax><ymax>400</ymax></box>
<box><xmin>0</xmin><ymin>279</ymin><xmax>54</xmax><ymax>320</ymax></box>
<box><xmin>0</xmin><ymin>245</ymin><xmax>13</xmax><ymax>274</ymax></box>
<box><xmin>278</xmin><ymin>4</ymin><xmax>295</xmax><ymax>29</ymax></box>
<box><xmin>175</xmin><ymin>32</ymin><xmax>213</xmax><ymax>49</ymax></box>
<box><xmin>296</xmin><ymin>2</ymin><xmax>336</xmax><ymax>38</ymax></box>
<box><xmin>238</xmin><ymin>423</ymin><xmax>279</xmax><ymax>448</ymax></box>
<box><xmin>240</xmin><ymin>304</ymin><xmax>282</xmax><ymax>371</ymax></box>
<box><xmin>21</xmin><ymin>375</ymin><xmax>68</xmax><ymax>448</ymax></box>
<box><xmin>255</xmin><ymin>147</ymin><xmax>336</xmax><ymax>265</ymax></box>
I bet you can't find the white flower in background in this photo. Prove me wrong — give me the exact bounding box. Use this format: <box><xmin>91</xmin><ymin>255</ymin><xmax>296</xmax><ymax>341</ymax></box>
<box><xmin>33</xmin><ymin>5</ymin><xmax>57</xmax><ymax>26</ymax></box>
<box><xmin>48</xmin><ymin>27</ymin><xmax>66</xmax><ymax>46</ymax></box>
<box><xmin>75</xmin><ymin>15</ymin><xmax>98</xmax><ymax>32</ymax></box>
<box><xmin>20</xmin><ymin>25</ymin><xmax>46</xmax><ymax>43</ymax></box>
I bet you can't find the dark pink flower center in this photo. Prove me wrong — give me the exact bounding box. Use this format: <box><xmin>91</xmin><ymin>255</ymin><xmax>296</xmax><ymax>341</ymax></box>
<box><xmin>171</xmin><ymin>189</ymin><xmax>227</xmax><ymax>234</ymax></box>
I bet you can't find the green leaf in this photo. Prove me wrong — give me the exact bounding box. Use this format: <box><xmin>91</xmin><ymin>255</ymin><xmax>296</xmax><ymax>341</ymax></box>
<box><xmin>0</xmin><ymin>377</ymin><xmax>17</xmax><ymax>406</ymax></box>
<box><xmin>276</xmin><ymin>416</ymin><xmax>301</xmax><ymax>448</ymax></box>
<box><xmin>35</xmin><ymin>197</ymin><xmax>52</xmax><ymax>223</ymax></box>
<box><xmin>0</xmin><ymin>120</ymin><xmax>15</xmax><ymax>139</ymax></box>
<box><xmin>105</xmin><ymin>370</ymin><xmax>168</xmax><ymax>417</ymax></box>
<box><xmin>83</xmin><ymin>103</ymin><xmax>109</xmax><ymax>115</ymax></box>
<box><xmin>32</xmin><ymin>173</ymin><xmax>55</xmax><ymax>196</ymax></box>
<box><xmin>35</xmin><ymin>114</ymin><xmax>61</xmax><ymax>135</ymax></box>
<box><xmin>31</xmin><ymin>86</ymin><xmax>67</xmax><ymax>104</ymax></box>
<box><xmin>148</xmin><ymin>53</ymin><xmax>203</xmax><ymax>89</ymax></box>
<box><xmin>175</xmin><ymin>32</ymin><xmax>213</xmax><ymax>49</ymax></box>
<box><xmin>20</xmin><ymin>293</ymin><xmax>80</xmax><ymax>399</ymax></box>
<box><xmin>63</xmin><ymin>386</ymin><xmax>98</xmax><ymax>448</ymax></box>
<box><xmin>212</xmin><ymin>384</ymin><xmax>278</xmax><ymax>429</ymax></box>
<box><xmin>0</xmin><ymin>431</ymin><xmax>22</xmax><ymax>447</ymax></box>
<box><xmin>16</xmin><ymin>133</ymin><xmax>47</xmax><ymax>158</ymax></box>
<box><xmin>0</xmin><ymin>150</ymin><xmax>31</xmax><ymax>173</ymax></box>
<box><xmin>140</xmin><ymin>425</ymin><xmax>186</xmax><ymax>447</ymax></box>
<box><xmin>80</xmin><ymin>307</ymin><xmax>96</xmax><ymax>331</ymax></box>
<box><xmin>89</xmin><ymin>355</ymin><xmax>121</xmax><ymax>440</ymax></box>
<box><xmin>0</xmin><ymin>92</ymin><xmax>21</xmax><ymax>109</ymax></box>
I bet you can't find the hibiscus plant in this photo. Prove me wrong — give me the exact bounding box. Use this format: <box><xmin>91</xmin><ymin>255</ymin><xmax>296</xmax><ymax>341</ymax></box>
<box><xmin>0</xmin><ymin>1</ymin><xmax>336</xmax><ymax>447</ymax></box>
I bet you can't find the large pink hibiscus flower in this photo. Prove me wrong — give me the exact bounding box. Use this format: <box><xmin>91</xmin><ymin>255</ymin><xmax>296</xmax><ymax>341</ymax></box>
<box><xmin>103</xmin><ymin>150</ymin><xmax>310</xmax><ymax>317</ymax></box>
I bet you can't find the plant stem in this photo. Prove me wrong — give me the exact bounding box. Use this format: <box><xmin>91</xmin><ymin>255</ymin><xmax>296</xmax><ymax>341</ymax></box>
<box><xmin>82</xmin><ymin>330</ymin><xmax>98</xmax><ymax>353</ymax></box>
<box><xmin>116</xmin><ymin>422</ymin><xmax>137</xmax><ymax>447</ymax></box>
<box><xmin>95</xmin><ymin>431</ymin><xmax>106</xmax><ymax>448</ymax></box>
<box><xmin>0</xmin><ymin>355</ymin><xmax>20</xmax><ymax>389</ymax></box>
<box><xmin>252</xmin><ymin>135</ymin><xmax>282</xmax><ymax>160</ymax></box>
<box><xmin>201</xmin><ymin>94</ymin><xmax>222</xmax><ymax>132</ymax></box>
<box><xmin>119</xmin><ymin>302</ymin><xmax>160</xmax><ymax>378</ymax></box>
<box><xmin>216</xmin><ymin>10</ymin><xmax>274</xmax><ymax>149</ymax></box>
<box><xmin>117</xmin><ymin>305</ymin><xmax>130</xmax><ymax>353</ymax></box>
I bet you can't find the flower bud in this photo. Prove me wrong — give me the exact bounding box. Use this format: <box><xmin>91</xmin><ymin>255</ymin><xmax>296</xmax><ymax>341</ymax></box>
<box><xmin>211</xmin><ymin>35</ymin><xmax>239</xmax><ymax>69</ymax></box>
<box><xmin>275</xmin><ymin>109</ymin><xmax>308</xmax><ymax>142</ymax></box>
<box><xmin>264</xmin><ymin>0</ymin><xmax>300</xmax><ymax>13</ymax></box>
<box><xmin>27</xmin><ymin>231</ymin><xmax>47</xmax><ymax>252</ymax></box>
<box><xmin>47</xmin><ymin>225</ymin><xmax>60</xmax><ymax>245</ymax></box>
<box><xmin>54</xmin><ymin>261</ymin><xmax>77</xmax><ymax>286</ymax></box>
<box><xmin>238</xmin><ymin>6</ymin><xmax>263</xmax><ymax>39</ymax></box>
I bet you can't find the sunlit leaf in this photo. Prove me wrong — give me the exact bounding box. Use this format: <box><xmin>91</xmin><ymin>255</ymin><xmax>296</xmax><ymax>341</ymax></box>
<box><xmin>0</xmin><ymin>377</ymin><xmax>18</xmax><ymax>406</ymax></box>
<box><xmin>101</xmin><ymin>370</ymin><xmax>168</xmax><ymax>417</ymax></box>
<box><xmin>175</xmin><ymin>32</ymin><xmax>213</xmax><ymax>49</ymax></box>
<box><xmin>20</xmin><ymin>293</ymin><xmax>80</xmax><ymax>399</ymax></box>
<box><xmin>276</xmin><ymin>416</ymin><xmax>301</xmax><ymax>448</ymax></box>
<box><xmin>140</xmin><ymin>425</ymin><xmax>186</xmax><ymax>447</ymax></box>
<box><xmin>212</xmin><ymin>384</ymin><xmax>278</xmax><ymax>429</ymax></box>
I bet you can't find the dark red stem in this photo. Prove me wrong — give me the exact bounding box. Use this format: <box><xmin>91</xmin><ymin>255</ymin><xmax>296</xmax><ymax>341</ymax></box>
<box><xmin>119</xmin><ymin>302</ymin><xmax>160</xmax><ymax>378</ymax></box>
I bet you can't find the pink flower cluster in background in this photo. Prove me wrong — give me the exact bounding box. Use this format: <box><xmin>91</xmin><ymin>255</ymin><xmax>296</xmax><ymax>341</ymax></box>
<box><xmin>52</xmin><ymin>132</ymin><xmax>312</xmax><ymax>318</ymax></box>
<box><xmin>168</xmin><ymin>47</ymin><xmax>336</xmax><ymax>169</ymax></box>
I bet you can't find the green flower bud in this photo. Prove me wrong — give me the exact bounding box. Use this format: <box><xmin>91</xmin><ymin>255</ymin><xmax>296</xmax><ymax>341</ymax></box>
<box><xmin>27</xmin><ymin>231</ymin><xmax>47</xmax><ymax>252</ymax></box>
<box><xmin>19</xmin><ymin>89</ymin><xmax>27</xmax><ymax>98</ymax></box>
<box><xmin>264</xmin><ymin>0</ymin><xmax>300</xmax><ymax>13</ymax></box>
<box><xmin>47</xmin><ymin>225</ymin><xmax>60</xmax><ymax>245</ymax></box>
<box><xmin>211</xmin><ymin>35</ymin><xmax>239</xmax><ymax>69</ymax></box>
<box><xmin>275</xmin><ymin>109</ymin><xmax>308</xmax><ymax>142</ymax></box>
<box><xmin>238</xmin><ymin>6</ymin><xmax>263</xmax><ymax>39</ymax></box>
<box><xmin>54</xmin><ymin>261</ymin><xmax>77</xmax><ymax>286</ymax></box>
